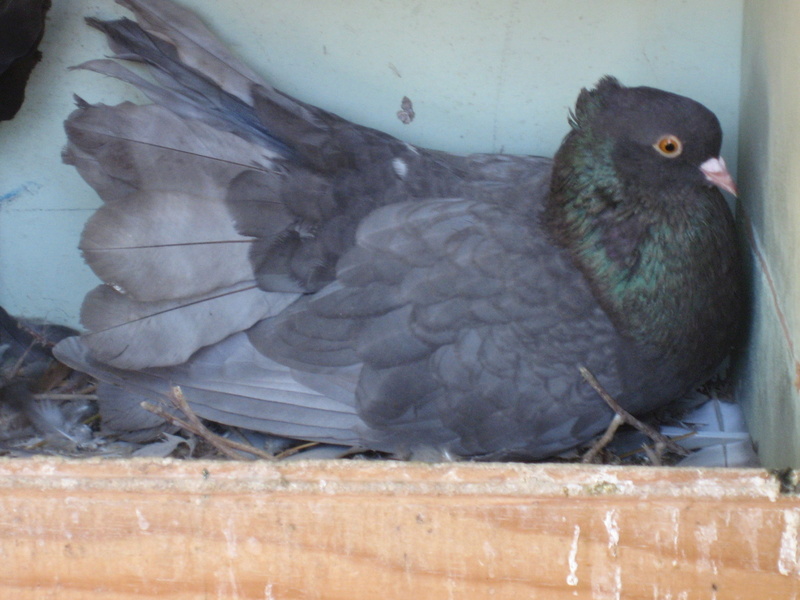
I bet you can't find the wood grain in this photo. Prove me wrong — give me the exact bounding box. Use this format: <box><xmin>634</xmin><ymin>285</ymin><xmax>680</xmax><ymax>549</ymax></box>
<box><xmin>0</xmin><ymin>459</ymin><xmax>797</xmax><ymax>599</ymax></box>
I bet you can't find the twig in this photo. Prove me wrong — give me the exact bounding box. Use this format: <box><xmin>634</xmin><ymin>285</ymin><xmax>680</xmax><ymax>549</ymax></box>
<box><xmin>275</xmin><ymin>441</ymin><xmax>321</xmax><ymax>460</ymax></box>
<box><xmin>581</xmin><ymin>414</ymin><xmax>624</xmax><ymax>463</ymax></box>
<box><xmin>141</xmin><ymin>386</ymin><xmax>275</xmax><ymax>461</ymax></box>
<box><xmin>18</xmin><ymin>321</ymin><xmax>62</xmax><ymax>349</ymax></box>
<box><xmin>641</xmin><ymin>442</ymin><xmax>664</xmax><ymax>467</ymax></box>
<box><xmin>7</xmin><ymin>340</ymin><xmax>36</xmax><ymax>380</ymax></box>
<box><xmin>579</xmin><ymin>365</ymin><xmax>689</xmax><ymax>459</ymax></box>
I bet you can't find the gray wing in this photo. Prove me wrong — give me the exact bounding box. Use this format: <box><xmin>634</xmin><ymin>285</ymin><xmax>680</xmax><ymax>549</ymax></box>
<box><xmin>249</xmin><ymin>170</ymin><xmax>624</xmax><ymax>459</ymax></box>
<box><xmin>55</xmin><ymin>332</ymin><xmax>369</xmax><ymax>447</ymax></box>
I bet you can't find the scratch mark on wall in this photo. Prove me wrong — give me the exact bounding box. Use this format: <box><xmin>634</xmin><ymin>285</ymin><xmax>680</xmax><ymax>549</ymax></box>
<box><xmin>491</xmin><ymin>0</ymin><xmax>520</xmax><ymax>152</ymax></box>
<box><xmin>0</xmin><ymin>182</ymin><xmax>42</xmax><ymax>205</ymax></box>
<box><xmin>566</xmin><ymin>524</ymin><xmax>580</xmax><ymax>586</ymax></box>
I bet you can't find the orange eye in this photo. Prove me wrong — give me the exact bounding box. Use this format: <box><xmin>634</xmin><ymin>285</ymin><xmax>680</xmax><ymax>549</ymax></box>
<box><xmin>654</xmin><ymin>135</ymin><xmax>683</xmax><ymax>158</ymax></box>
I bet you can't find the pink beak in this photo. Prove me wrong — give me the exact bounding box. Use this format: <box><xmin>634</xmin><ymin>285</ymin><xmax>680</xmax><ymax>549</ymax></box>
<box><xmin>700</xmin><ymin>156</ymin><xmax>738</xmax><ymax>197</ymax></box>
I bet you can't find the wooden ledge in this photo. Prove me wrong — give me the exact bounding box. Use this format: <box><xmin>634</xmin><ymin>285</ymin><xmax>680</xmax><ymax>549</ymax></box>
<box><xmin>1</xmin><ymin>458</ymin><xmax>798</xmax><ymax>599</ymax></box>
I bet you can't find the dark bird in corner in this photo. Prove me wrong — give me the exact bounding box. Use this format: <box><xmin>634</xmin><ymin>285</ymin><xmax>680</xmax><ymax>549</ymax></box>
<box><xmin>0</xmin><ymin>0</ymin><xmax>50</xmax><ymax>121</ymax></box>
<box><xmin>54</xmin><ymin>0</ymin><xmax>744</xmax><ymax>461</ymax></box>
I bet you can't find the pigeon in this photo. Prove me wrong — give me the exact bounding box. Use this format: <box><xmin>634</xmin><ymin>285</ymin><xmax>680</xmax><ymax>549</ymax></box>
<box><xmin>54</xmin><ymin>0</ymin><xmax>744</xmax><ymax>461</ymax></box>
<box><xmin>0</xmin><ymin>0</ymin><xmax>50</xmax><ymax>121</ymax></box>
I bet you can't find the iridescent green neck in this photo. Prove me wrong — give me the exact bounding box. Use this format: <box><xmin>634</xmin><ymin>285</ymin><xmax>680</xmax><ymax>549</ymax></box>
<box><xmin>543</xmin><ymin>137</ymin><xmax>734</xmax><ymax>351</ymax></box>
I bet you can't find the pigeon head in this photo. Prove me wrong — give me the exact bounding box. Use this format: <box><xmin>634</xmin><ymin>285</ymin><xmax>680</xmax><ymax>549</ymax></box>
<box><xmin>545</xmin><ymin>76</ymin><xmax>741</xmax><ymax>358</ymax></box>
<box><xmin>557</xmin><ymin>75</ymin><xmax>735</xmax><ymax>202</ymax></box>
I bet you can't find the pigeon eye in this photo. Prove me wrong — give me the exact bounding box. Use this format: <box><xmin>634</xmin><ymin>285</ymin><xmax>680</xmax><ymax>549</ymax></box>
<box><xmin>654</xmin><ymin>135</ymin><xmax>683</xmax><ymax>158</ymax></box>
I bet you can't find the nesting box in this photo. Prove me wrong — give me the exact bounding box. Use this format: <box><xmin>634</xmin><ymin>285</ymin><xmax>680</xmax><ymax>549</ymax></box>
<box><xmin>0</xmin><ymin>1</ymin><xmax>798</xmax><ymax>597</ymax></box>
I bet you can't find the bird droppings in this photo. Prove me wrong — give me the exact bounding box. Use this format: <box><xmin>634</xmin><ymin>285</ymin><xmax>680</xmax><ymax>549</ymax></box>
<box><xmin>224</xmin><ymin>518</ymin><xmax>239</xmax><ymax>559</ymax></box>
<box><xmin>604</xmin><ymin>509</ymin><xmax>620</xmax><ymax>558</ymax></box>
<box><xmin>736</xmin><ymin>508</ymin><xmax>766</xmax><ymax>571</ymax></box>
<box><xmin>264</xmin><ymin>583</ymin><xmax>275</xmax><ymax>600</ymax></box>
<box><xmin>669</xmin><ymin>507</ymin><xmax>682</xmax><ymax>556</ymax></box>
<box><xmin>694</xmin><ymin>521</ymin><xmax>719</xmax><ymax>573</ymax></box>
<box><xmin>585</xmin><ymin>482</ymin><xmax>623</xmax><ymax>496</ymax></box>
<box><xmin>135</xmin><ymin>508</ymin><xmax>150</xmax><ymax>532</ymax></box>
<box><xmin>392</xmin><ymin>157</ymin><xmax>408</xmax><ymax>179</ymax></box>
<box><xmin>778</xmin><ymin>509</ymin><xmax>800</xmax><ymax>576</ymax></box>
<box><xmin>566</xmin><ymin>524</ymin><xmax>580</xmax><ymax>586</ymax></box>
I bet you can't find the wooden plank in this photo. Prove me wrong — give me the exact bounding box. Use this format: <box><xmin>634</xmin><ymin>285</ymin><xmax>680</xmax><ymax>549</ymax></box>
<box><xmin>0</xmin><ymin>458</ymin><xmax>797</xmax><ymax>599</ymax></box>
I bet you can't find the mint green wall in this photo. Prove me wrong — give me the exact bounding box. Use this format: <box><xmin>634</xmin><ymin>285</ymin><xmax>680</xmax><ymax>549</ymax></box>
<box><xmin>0</xmin><ymin>0</ymin><xmax>743</xmax><ymax>327</ymax></box>
<box><xmin>737</xmin><ymin>1</ymin><xmax>800</xmax><ymax>468</ymax></box>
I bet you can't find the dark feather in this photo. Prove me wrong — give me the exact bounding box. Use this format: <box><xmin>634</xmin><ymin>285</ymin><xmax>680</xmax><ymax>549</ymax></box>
<box><xmin>0</xmin><ymin>0</ymin><xmax>50</xmax><ymax>120</ymax></box>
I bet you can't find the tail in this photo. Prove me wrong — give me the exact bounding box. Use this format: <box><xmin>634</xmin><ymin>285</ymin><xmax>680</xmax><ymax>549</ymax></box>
<box><xmin>62</xmin><ymin>0</ymin><xmax>450</xmax><ymax>370</ymax></box>
<box><xmin>64</xmin><ymin>0</ymin><xmax>292</xmax><ymax>368</ymax></box>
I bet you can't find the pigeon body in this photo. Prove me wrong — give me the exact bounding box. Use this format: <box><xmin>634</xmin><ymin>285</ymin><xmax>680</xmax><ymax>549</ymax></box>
<box><xmin>54</xmin><ymin>0</ymin><xmax>744</xmax><ymax>460</ymax></box>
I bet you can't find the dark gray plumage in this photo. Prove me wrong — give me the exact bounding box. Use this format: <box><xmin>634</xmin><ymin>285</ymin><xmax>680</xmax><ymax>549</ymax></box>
<box><xmin>54</xmin><ymin>0</ymin><xmax>744</xmax><ymax>460</ymax></box>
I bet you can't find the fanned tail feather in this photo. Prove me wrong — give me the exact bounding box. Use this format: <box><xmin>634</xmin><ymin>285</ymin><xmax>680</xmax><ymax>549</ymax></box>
<box><xmin>62</xmin><ymin>0</ymin><xmax>331</xmax><ymax>367</ymax></box>
<box><xmin>79</xmin><ymin>282</ymin><xmax>298</xmax><ymax>369</ymax></box>
<box><xmin>116</xmin><ymin>0</ymin><xmax>269</xmax><ymax>102</ymax></box>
